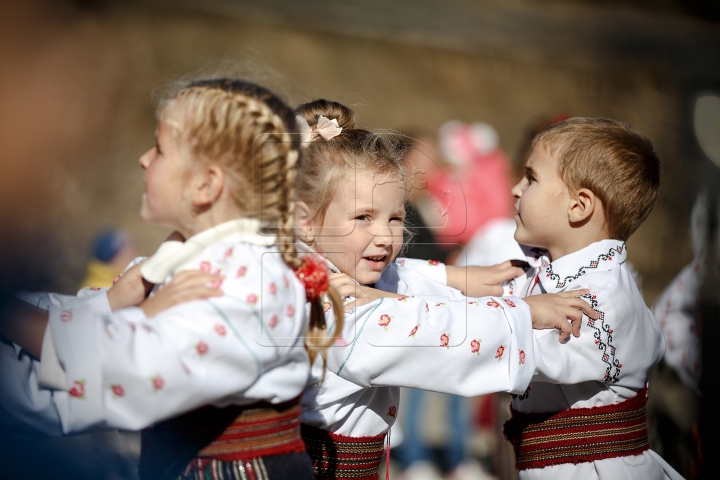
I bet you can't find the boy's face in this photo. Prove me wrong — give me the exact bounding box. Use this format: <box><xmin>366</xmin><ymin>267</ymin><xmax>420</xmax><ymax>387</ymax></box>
<box><xmin>511</xmin><ymin>143</ymin><xmax>573</xmax><ymax>254</ymax></box>
<box><xmin>313</xmin><ymin>168</ymin><xmax>406</xmax><ymax>285</ymax></box>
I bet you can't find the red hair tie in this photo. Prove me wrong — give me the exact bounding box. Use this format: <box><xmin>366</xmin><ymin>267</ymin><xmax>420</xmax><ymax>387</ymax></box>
<box><xmin>294</xmin><ymin>256</ymin><xmax>330</xmax><ymax>302</ymax></box>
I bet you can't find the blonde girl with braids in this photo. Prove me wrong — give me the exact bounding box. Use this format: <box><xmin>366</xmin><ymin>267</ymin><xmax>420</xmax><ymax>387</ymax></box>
<box><xmin>292</xmin><ymin>100</ymin><xmax>596</xmax><ymax>480</ymax></box>
<box><xmin>0</xmin><ymin>79</ymin><xmax>344</xmax><ymax>480</ymax></box>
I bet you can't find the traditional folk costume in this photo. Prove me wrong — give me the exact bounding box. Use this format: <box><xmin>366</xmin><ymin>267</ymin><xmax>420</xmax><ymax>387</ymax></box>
<box><xmin>299</xmin><ymin>253</ymin><xmax>537</xmax><ymax>480</ymax></box>
<box><xmin>502</xmin><ymin>239</ymin><xmax>683</xmax><ymax>480</ymax></box>
<box><xmin>1</xmin><ymin>219</ymin><xmax>314</xmax><ymax>480</ymax></box>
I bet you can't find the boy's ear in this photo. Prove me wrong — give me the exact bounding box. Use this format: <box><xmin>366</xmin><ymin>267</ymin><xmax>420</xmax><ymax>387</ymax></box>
<box><xmin>568</xmin><ymin>188</ymin><xmax>597</xmax><ymax>224</ymax></box>
<box><xmin>295</xmin><ymin>201</ymin><xmax>314</xmax><ymax>240</ymax></box>
<box><xmin>191</xmin><ymin>164</ymin><xmax>224</xmax><ymax>209</ymax></box>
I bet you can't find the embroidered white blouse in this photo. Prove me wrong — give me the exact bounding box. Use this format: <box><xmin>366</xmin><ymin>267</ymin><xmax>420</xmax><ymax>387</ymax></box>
<box><xmin>2</xmin><ymin>219</ymin><xmax>310</xmax><ymax>435</ymax></box>
<box><xmin>510</xmin><ymin>239</ymin><xmax>682</xmax><ymax>480</ymax></box>
<box><xmin>301</xmin><ymin>257</ymin><xmax>536</xmax><ymax>437</ymax></box>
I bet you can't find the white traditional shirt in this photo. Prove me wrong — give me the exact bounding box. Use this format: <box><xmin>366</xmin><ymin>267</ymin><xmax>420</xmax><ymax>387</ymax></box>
<box><xmin>301</xmin><ymin>257</ymin><xmax>536</xmax><ymax>437</ymax></box>
<box><xmin>511</xmin><ymin>239</ymin><xmax>682</xmax><ymax>480</ymax></box>
<box><xmin>2</xmin><ymin>219</ymin><xmax>310</xmax><ymax>435</ymax></box>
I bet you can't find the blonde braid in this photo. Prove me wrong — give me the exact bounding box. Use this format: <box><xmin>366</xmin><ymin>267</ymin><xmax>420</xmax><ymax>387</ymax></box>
<box><xmin>168</xmin><ymin>79</ymin><xmax>343</xmax><ymax>366</ymax></box>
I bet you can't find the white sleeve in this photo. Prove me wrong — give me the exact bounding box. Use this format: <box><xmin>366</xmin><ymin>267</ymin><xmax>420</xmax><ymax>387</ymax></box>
<box><xmin>325</xmin><ymin>294</ymin><xmax>535</xmax><ymax>396</ymax></box>
<box><xmin>42</xmin><ymin>253</ymin><xmax>308</xmax><ymax>434</ymax></box>
<box><xmin>531</xmin><ymin>275</ymin><xmax>664</xmax><ymax>390</ymax></box>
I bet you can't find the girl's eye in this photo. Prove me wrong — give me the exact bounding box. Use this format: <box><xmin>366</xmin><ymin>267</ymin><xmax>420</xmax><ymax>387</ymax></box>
<box><xmin>391</xmin><ymin>217</ymin><xmax>405</xmax><ymax>223</ymax></box>
<box><xmin>355</xmin><ymin>215</ymin><xmax>371</xmax><ymax>221</ymax></box>
<box><xmin>525</xmin><ymin>174</ymin><xmax>535</xmax><ymax>183</ymax></box>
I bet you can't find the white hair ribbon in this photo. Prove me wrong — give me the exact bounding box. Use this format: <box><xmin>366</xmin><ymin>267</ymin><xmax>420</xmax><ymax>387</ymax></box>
<box><xmin>296</xmin><ymin>115</ymin><xmax>343</xmax><ymax>147</ymax></box>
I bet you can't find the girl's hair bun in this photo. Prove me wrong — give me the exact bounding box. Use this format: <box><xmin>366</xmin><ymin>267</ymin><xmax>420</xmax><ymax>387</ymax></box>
<box><xmin>295</xmin><ymin>99</ymin><xmax>356</xmax><ymax>130</ymax></box>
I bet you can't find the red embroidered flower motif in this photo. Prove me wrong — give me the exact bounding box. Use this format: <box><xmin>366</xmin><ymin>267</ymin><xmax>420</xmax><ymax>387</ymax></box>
<box><xmin>286</xmin><ymin>304</ymin><xmax>296</xmax><ymax>318</ymax></box>
<box><xmin>152</xmin><ymin>375</ymin><xmax>164</xmax><ymax>391</ymax></box>
<box><xmin>208</xmin><ymin>276</ymin><xmax>223</xmax><ymax>289</ymax></box>
<box><xmin>237</xmin><ymin>265</ymin><xmax>248</xmax><ymax>278</ymax></box>
<box><xmin>409</xmin><ymin>326</ymin><xmax>419</xmax><ymax>338</ymax></box>
<box><xmin>268</xmin><ymin>315</ymin><xmax>279</xmax><ymax>330</ymax></box>
<box><xmin>486</xmin><ymin>299</ymin><xmax>501</xmax><ymax>309</ymax></box>
<box><xmin>269</xmin><ymin>282</ymin><xmax>277</xmax><ymax>296</ymax></box>
<box><xmin>214</xmin><ymin>323</ymin><xmax>227</xmax><ymax>337</ymax></box>
<box><xmin>69</xmin><ymin>379</ymin><xmax>85</xmax><ymax>399</ymax></box>
<box><xmin>111</xmin><ymin>384</ymin><xmax>124</xmax><ymax>398</ymax></box>
<box><xmin>247</xmin><ymin>293</ymin><xmax>258</xmax><ymax>305</ymax></box>
<box><xmin>199</xmin><ymin>261</ymin><xmax>212</xmax><ymax>273</ymax></box>
<box><xmin>283</xmin><ymin>276</ymin><xmax>290</xmax><ymax>288</ymax></box>
<box><xmin>60</xmin><ymin>310</ymin><xmax>73</xmax><ymax>323</ymax></box>
<box><xmin>519</xmin><ymin>350</ymin><xmax>526</xmax><ymax>365</ymax></box>
<box><xmin>469</xmin><ymin>301</ymin><xmax>480</xmax><ymax>306</ymax></box>
<box><xmin>323</xmin><ymin>301</ymin><xmax>332</xmax><ymax>313</ymax></box>
<box><xmin>224</xmin><ymin>247</ymin><xmax>233</xmax><ymax>259</ymax></box>
<box><xmin>471</xmin><ymin>339</ymin><xmax>482</xmax><ymax>355</ymax></box>
<box><xmin>425</xmin><ymin>303</ymin><xmax>429</xmax><ymax>314</ymax></box>
<box><xmin>196</xmin><ymin>341</ymin><xmax>209</xmax><ymax>356</ymax></box>
<box><xmin>435</xmin><ymin>302</ymin><xmax>446</xmax><ymax>307</ymax></box>
<box><xmin>387</xmin><ymin>406</ymin><xmax>397</xmax><ymax>418</ymax></box>
<box><xmin>397</xmin><ymin>297</ymin><xmax>407</xmax><ymax>302</ymax></box>
<box><xmin>495</xmin><ymin>345</ymin><xmax>506</xmax><ymax>360</ymax></box>
<box><xmin>440</xmin><ymin>333</ymin><xmax>450</xmax><ymax>348</ymax></box>
<box><xmin>89</xmin><ymin>287</ymin><xmax>102</xmax><ymax>291</ymax></box>
<box><xmin>379</xmin><ymin>314</ymin><xmax>393</xmax><ymax>330</ymax></box>
<box><xmin>428</xmin><ymin>259</ymin><xmax>440</xmax><ymax>266</ymax></box>
<box><xmin>398</xmin><ymin>259</ymin><xmax>406</xmax><ymax>267</ymax></box>
<box><xmin>503</xmin><ymin>299</ymin><xmax>517</xmax><ymax>308</ymax></box>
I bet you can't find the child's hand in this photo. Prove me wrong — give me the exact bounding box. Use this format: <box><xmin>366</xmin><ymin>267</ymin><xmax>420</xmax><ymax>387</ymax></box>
<box><xmin>330</xmin><ymin>273</ymin><xmax>405</xmax><ymax>311</ymax></box>
<box><xmin>523</xmin><ymin>289</ymin><xmax>597</xmax><ymax>343</ymax></box>
<box><xmin>107</xmin><ymin>261</ymin><xmax>154</xmax><ymax>311</ymax></box>
<box><xmin>446</xmin><ymin>262</ymin><xmax>525</xmax><ymax>297</ymax></box>
<box><xmin>139</xmin><ymin>271</ymin><xmax>224</xmax><ymax>318</ymax></box>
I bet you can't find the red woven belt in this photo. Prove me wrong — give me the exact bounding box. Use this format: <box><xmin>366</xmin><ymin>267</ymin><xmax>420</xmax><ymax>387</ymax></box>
<box><xmin>301</xmin><ymin>425</ymin><xmax>387</xmax><ymax>480</ymax></box>
<box><xmin>194</xmin><ymin>399</ymin><xmax>306</xmax><ymax>462</ymax></box>
<box><xmin>503</xmin><ymin>385</ymin><xmax>650</xmax><ymax>470</ymax></box>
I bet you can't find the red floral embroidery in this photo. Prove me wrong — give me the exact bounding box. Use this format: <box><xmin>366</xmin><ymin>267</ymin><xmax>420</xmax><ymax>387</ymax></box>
<box><xmin>199</xmin><ymin>261</ymin><xmax>212</xmax><ymax>273</ymax></box>
<box><xmin>89</xmin><ymin>287</ymin><xmax>102</xmax><ymax>291</ymax></box>
<box><xmin>111</xmin><ymin>384</ymin><xmax>124</xmax><ymax>398</ymax></box>
<box><xmin>224</xmin><ymin>247</ymin><xmax>234</xmax><ymax>259</ymax></box>
<box><xmin>486</xmin><ymin>299</ymin><xmax>501</xmax><ymax>309</ymax></box>
<box><xmin>208</xmin><ymin>276</ymin><xmax>223</xmax><ymax>289</ymax></box>
<box><xmin>409</xmin><ymin>326</ymin><xmax>419</xmax><ymax>338</ymax></box>
<box><xmin>196</xmin><ymin>341</ymin><xmax>209</xmax><ymax>355</ymax></box>
<box><xmin>269</xmin><ymin>282</ymin><xmax>277</xmax><ymax>296</ymax></box>
<box><xmin>283</xmin><ymin>276</ymin><xmax>290</xmax><ymax>288</ymax></box>
<box><xmin>519</xmin><ymin>350</ymin><xmax>526</xmax><ymax>365</ymax></box>
<box><xmin>387</xmin><ymin>406</ymin><xmax>397</xmax><ymax>418</ymax></box>
<box><xmin>495</xmin><ymin>345</ymin><xmax>506</xmax><ymax>360</ymax></box>
<box><xmin>469</xmin><ymin>301</ymin><xmax>480</xmax><ymax>306</ymax></box>
<box><xmin>152</xmin><ymin>375</ymin><xmax>164</xmax><ymax>391</ymax></box>
<box><xmin>247</xmin><ymin>293</ymin><xmax>258</xmax><ymax>305</ymax></box>
<box><xmin>286</xmin><ymin>304</ymin><xmax>296</xmax><ymax>318</ymax></box>
<box><xmin>214</xmin><ymin>323</ymin><xmax>227</xmax><ymax>337</ymax></box>
<box><xmin>268</xmin><ymin>315</ymin><xmax>279</xmax><ymax>330</ymax></box>
<box><xmin>379</xmin><ymin>314</ymin><xmax>393</xmax><ymax>329</ymax></box>
<box><xmin>503</xmin><ymin>298</ymin><xmax>517</xmax><ymax>308</ymax></box>
<box><xmin>425</xmin><ymin>303</ymin><xmax>429</xmax><ymax>314</ymax></box>
<box><xmin>237</xmin><ymin>265</ymin><xmax>248</xmax><ymax>278</ymax></box>
<box><xmin>60</xmin><ymin>310</ymin><xmax>73</xmax><ymax>323</ymax></box>
<box><xmin>471</xmin><ymin>339</ymin><xmax>482</xmax><ymax>355</ymax></box>
<box><xmin>398</xmin><ymin>259</ymin><xmax>406</xmax><ymax>267</ymax></box>
<box><xmin>69</xmin><ymin>379</ymin><xmax>85</xmax><ymax>399</ymax></box>
<box><xmin>428</xmin><ymin>259</ymin><xmax>440</xmax><ymax>266</ymax></box>
<box><xmin>440</xmin><ymin>333</ymin><xmax>450</xmax><ymax>347</ymax></box>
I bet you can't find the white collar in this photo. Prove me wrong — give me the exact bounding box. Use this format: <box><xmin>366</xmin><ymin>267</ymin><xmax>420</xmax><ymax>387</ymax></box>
<box><xmin>295</xmin><ymin>241</ymin><xmax>342</xmax><ymax>274</ymax></box>
<box><xmin>141</xmin><ymin>218</ymin><xmax>276</xmax><ymax>283</ymax></box>
<box><xmin>530</xmin><ymin>239</ymin><xmax>627</xmax><ymax>293</ymax></box>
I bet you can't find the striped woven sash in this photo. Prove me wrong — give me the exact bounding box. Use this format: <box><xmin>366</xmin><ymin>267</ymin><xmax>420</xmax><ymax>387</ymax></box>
<box><xmin>301</xmin><ymin>425</ymin><xmax>387</xmax><ymax>480</ymax></box>
<box><xmin>503</xmin><ymin>386</ymin><xmax>649</xmax><ymax>470</ymax></box>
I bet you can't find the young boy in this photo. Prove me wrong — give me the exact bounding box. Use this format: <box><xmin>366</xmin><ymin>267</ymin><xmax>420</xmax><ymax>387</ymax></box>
<box><xmin>502</xmin><ymin>118</ymin><xmax>683</xmax><ymax>479</ymax></box>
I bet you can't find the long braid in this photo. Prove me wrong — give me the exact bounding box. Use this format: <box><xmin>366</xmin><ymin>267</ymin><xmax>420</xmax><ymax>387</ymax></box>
<box><xmin>168</xmin><ymin>79</ymin><xmax>343</xmax><ymax>366</ymax></box>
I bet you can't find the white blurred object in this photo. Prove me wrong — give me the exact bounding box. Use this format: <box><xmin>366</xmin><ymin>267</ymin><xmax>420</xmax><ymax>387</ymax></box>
<box><xmin>652</xmin><ymin>193</ymin><xmax>709</xmax><ymax>395</ymax></box>
<box><xmin>694</xmin><ymin>93</ymin><xmax>720</xmax><ymax>168</ymax></box>
<box><xmin>445</xmin><ymin>460</ymin><xmax>497</xmax><ymax>480</ymax></box>
<box><xmin>401</xmin><ymin>460</ymin><xmax>444</xmax><ymax>480</ymax></box>
<box><xmin>454</xmin><ymin>218</ymin><xmax>524</xmax><ymax>267</ymax></box>
<box><xmin>438</xmin><ymin>121</ymin><xmax>499</xmax><ymax>167</ymax></box>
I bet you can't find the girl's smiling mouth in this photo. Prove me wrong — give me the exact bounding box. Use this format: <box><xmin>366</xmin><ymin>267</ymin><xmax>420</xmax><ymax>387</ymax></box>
<box><xmin>363</xmin><ymin>255</ymin><xmax>387</xmax><ymax>270</ymax></box>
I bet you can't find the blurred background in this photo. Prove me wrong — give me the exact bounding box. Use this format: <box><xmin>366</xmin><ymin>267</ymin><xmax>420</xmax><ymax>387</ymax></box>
<box><xmin>0</xmin><ymin>0</ymin><xmax>718</xmax><ymax>479</ymax></box>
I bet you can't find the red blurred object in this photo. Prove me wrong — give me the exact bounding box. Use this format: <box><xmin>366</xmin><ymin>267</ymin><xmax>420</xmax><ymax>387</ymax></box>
<box><xmin>295</xmin><ymin>256</ymin><xmax>330</xmax><ymax>301</ymax></box>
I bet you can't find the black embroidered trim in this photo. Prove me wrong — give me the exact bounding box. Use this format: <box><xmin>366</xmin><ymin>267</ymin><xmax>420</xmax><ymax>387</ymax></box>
<box><xmin>543</xmin><ymin>244</ymin><xmax>625</xmax><ymax>289</ymax></box>
<box><xmin>581</xmin><ymin>293</ymin><xmax>622</xmax><ymax>383</ymax></box>
<box><xmin>511</xmin><ymin>386</ymin><xmax>531</xmax><ymax>401</ymax></box>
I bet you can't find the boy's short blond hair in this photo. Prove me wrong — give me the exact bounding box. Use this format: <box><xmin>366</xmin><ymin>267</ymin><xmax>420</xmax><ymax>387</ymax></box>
<box><xmin>533</xmin><ymin>118</ymin><xmax>660</xmax><ymax>241</ymax></box>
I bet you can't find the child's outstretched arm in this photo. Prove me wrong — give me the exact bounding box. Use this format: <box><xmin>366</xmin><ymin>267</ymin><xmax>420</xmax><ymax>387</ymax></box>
<box><xmin>445</xmin><ymin>261</ymin><xmax>526</xmax><ymax>297</ymax></box>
